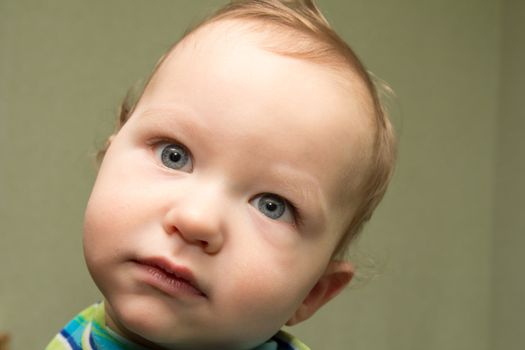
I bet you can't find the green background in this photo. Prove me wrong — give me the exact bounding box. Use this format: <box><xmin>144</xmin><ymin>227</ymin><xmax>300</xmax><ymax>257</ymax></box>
<box><xmin>0</xmin><ymin>0</ymin><xmax>523</xmax><ymax>349</ymax></box>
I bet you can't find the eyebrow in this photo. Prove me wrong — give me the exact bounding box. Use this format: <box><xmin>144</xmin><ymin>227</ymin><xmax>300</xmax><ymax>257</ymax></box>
<box><xmin>135</xmin><ymin>107</ymin><xmax>207</xmax><ymax>143</ymax></box>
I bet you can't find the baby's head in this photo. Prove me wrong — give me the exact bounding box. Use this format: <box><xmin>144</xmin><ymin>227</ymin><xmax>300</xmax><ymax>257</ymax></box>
<box><xmin>83</xmin><ymin>1</ymin><xmax>396</xmax><ymax>349</ymax></box>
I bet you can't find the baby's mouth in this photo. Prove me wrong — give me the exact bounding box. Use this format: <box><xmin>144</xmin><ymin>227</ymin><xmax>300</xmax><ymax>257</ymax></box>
<box><xmin>132</xmin><ymin>257</ymin><xmax>207</xmax><ymax>298</ymax></box>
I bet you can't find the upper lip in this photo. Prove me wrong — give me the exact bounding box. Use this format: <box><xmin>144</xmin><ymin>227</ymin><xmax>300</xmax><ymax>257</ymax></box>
<box><xmin>134</xmin><ymin>256</ymin><xmax>206</xmax><ymax>297</ymax></box>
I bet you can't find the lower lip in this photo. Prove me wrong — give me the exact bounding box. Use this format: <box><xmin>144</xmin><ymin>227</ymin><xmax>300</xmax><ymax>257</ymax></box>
<box><xmin>133</xmin><ymin>262</ymin><xmax>206</xmax><ymax>299</ymax></box>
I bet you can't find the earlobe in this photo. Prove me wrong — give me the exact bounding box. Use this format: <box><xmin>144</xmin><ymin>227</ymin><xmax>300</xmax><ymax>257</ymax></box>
<box><xmin>286</xmin><ymin>260</ymin><xmax>353</xmax><ymax>326</ymax></box>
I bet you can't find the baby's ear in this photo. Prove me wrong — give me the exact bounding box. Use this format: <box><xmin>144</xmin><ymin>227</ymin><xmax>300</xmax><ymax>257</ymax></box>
<box><xmin>286</xmin><ymin>260</ymin><xmax>353</xmax><ymax>326</ymax></box>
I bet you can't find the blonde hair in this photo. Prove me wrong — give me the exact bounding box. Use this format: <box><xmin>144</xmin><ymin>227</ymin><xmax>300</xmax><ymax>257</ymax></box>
<box><xmin>99</xmin><ymin>0</ymin><xmax>397</xmax><ymax>259</ymax></box>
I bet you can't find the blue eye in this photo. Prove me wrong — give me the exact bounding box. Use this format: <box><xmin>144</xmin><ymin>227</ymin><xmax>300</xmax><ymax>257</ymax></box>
<box><xmin>157</xmin><ymin>143</ymin><xmax>192</xmax><ymax>171</ymax></box>
<box><xmin>252</xmin><ymin>193</ymin><xmax>294</xmax><ymax>222</ymax></box>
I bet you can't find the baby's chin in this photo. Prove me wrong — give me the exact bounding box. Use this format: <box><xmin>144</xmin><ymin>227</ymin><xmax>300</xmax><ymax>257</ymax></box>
<box><xmin>104</xmin><ymin>295</ymin><xmax>281</xmax><ymax>350</ymax></box>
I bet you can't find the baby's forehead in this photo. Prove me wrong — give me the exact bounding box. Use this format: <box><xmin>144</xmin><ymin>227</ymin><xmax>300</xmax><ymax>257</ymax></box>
<box><xmin>143</xmin><ymin>19</ymin><xmax>376</xmax><ymax>196</ymax></box>
<box><xmin>170</xmin><ymin>19</ymin><xmax>364</xmax><ymax>83</ymax></box>
<box><xmin>166</xmin><ymin>20</ymin><xmax>288</xmax><ymax>77</ymax></box>
<box><xmin>160</xmin><ymin>19</ymin><xmax>373</xmax><ymax>115</ymax></box>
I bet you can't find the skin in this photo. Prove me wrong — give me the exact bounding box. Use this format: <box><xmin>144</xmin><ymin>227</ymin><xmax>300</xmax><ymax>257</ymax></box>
<box><xmin>83</xmin><ymin>22</ymin><xmax>374</xmax><ymax>350</ymax></box>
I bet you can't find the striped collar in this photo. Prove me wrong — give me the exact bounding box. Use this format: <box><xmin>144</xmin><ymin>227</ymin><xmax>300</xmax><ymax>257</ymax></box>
<box><xmin>47</xmin><ymin>303</ymin><xmax>310</xmax><ymax>350</ymax></box>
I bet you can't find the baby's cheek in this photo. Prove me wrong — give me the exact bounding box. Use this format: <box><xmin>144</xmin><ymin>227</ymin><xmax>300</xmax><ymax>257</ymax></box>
<box><xmin>83</xmin><ymin>173</ymin><xmax>144</xmax><ymax>235</ymax></box>
<box><xmin>82</xmin><ymin>185</ymin><xmax>134</xmax><ymax>263</ymax></box>
<box><xmin>221</xmin><ymin>253</ymin><xmax>311</xmax><ymax>330</ymax></box>
<box><xmin>83</xmin><ymin>198</ymin><xmax>107</xmax><ymax>255</ymax></box>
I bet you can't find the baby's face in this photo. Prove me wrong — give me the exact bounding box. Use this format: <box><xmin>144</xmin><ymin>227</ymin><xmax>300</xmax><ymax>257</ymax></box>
<box><xmin>83</xmin><ymin>24</ymin><xmax>373</xmax><ymax>349</ymax></box>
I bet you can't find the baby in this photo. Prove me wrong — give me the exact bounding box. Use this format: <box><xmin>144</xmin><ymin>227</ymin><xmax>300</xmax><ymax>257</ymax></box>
<box><xmin>46</xmin><ymin>0</ymin><xmax>396</xmax><ymax>349</ymax></box>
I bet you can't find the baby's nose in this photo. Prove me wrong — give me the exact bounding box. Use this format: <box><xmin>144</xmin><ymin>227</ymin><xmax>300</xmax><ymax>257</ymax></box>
<box><xmin>162</xmin><ymin>188</ymin><xmax>226</xmax><ymax>254</ymax></box>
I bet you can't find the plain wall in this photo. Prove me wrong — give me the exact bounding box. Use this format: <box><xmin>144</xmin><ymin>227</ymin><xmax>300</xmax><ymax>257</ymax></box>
<box><xmin>491</xmin><ymin>1</ymin><xmax>525</xmax><ymax>350</ymax></box>
<box><xmin>0</xmin><ymin>0</ymin><xmax>521</xmax><ymax>349</ymax></box>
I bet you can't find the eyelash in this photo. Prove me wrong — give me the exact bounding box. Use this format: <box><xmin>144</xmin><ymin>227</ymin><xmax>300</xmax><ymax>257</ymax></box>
<box><xmin>149</xmin><ymin>137</ymin><xmax>189</xmax><ymax>157</ymax></box>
